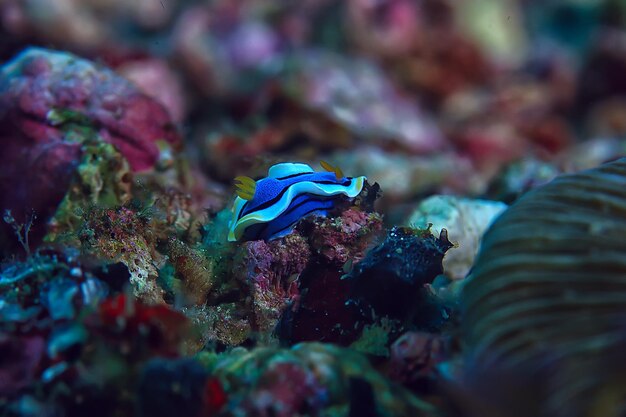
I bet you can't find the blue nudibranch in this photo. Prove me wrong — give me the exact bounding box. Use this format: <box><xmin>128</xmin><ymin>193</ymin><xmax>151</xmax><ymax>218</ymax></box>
<box><xmin>228</xmin><ymin>162</ymin><xmax>366</xmax><ymax>242</ymax></box>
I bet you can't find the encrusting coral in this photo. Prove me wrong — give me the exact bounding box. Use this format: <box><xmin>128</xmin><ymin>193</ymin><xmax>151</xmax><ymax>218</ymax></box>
<box><xmin>0</xmin><ymin>47</ymin><xmax>182</xmax><ymax>255</ymax></box>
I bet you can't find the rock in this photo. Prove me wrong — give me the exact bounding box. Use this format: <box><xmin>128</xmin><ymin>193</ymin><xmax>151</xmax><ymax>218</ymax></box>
<box><xmin>329</xmin><ymin>147</ymin><xmax>477</xmax><ymax>203</ymax></box>
<box><xmin>137</xmin><ymin>359</ymin><xmax>220</xmax><ymax>417</ymax></box>
<box><xmin>487</xmin><ymin>158</ymin><xmax>560</xmax><ymax>203</ymax></box>
<box><xmin>0</xmin><ymin>47</ymin><xmax>181</xmax><ymax>172</ymax></box>
<box><xmin>561</xmin><ymin>137</ymin><xmax>626</xmax><ymax>173</ymax></box>
<box><xmin>406</xmin><ymin>195</ymin><xmax>507</xmax><ymax>279</ymax></box>
<box><xmin>94</xmin><ymin>294</ymin><xmax>189</xmax><ymax>358</ymax></box>
<box><xmin>2</xmin><ymin>0</ymin><xmax>174</xmax><ymax>50</ymax></box>
<box><xmin>0</xmin><ymin>47</ymin><xmax>181</xmax><ymax>252</ymax></box>
<box><xmin>118</xmin><ymin>59</ymin><xmax>187</xmax><ymax>123</ymax></box>
<box><xmin>0</xmin><ymin>334</ymin><xmax>46</xmax><ymax>397</ymax></box>
<box><xmin>347</xmin><ymin>226</ymin><xmax>453</xmax><ymax>324</ymax></box>
<box><xmin>281</xmin><ymin>51</ymin><xmax>446</xmax><ymax>154</ymax></box>
<box><xmin>276</xmin><ymin>264</ymin><xmax>360</xmax><ymax>346</ymax></box>
<box><xmin>173</xmin><ymin>6</ymin><xmax>280</xmax><ymax>97</ymax></box>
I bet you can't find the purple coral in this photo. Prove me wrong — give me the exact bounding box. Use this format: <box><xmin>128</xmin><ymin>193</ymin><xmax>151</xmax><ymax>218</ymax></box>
<box><xmin>236</xmin><ymin>233</ymin><xmax>310</xmax><ymax>292</ymax></box>
<box><xmin>234</xmin><ymin>234</ymin><xmax>311</xmax><ymax>332</ymax></box>
<box><xmin>0</xmin><ymin>47</ymin><xmax>181</xmax><ymax>250</ymax></box>
<box><xmin>307</xmin><ymin>208</ymin><xmax>383</xmax><ymax>265</ymax></box>
<box><xmin>0</xmin><ymin>47</ymin><xmax>181</xmax><ymax>172</ymax></box>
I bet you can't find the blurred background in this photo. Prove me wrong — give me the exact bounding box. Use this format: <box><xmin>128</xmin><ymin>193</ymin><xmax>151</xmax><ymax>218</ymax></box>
<box><xmin>2</xmin><ymin>0</ymin><xmax>626</xmax><ymax>218</ymax></box>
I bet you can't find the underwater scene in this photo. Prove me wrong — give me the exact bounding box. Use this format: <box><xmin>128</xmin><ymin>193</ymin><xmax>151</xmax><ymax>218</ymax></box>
<box><xmin>2</xmin><ymin>0</ymin><xmax>626</xmax><ymax>416</ymax></box>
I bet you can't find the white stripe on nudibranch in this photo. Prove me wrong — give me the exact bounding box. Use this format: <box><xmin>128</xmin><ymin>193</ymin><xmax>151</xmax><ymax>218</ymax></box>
<box><xmin>267</xmin><ymin>162</ymin><xmax>314</xmax><ymax>178</ymax></box>
<box><xmin>227</xmin><ymin>163</ymin><xmax>365</xmax><ymax>242</ymax></box>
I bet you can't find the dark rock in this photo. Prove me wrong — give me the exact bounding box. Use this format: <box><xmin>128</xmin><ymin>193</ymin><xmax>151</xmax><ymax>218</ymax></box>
<box><xmin>137</xmin><ymin>359</ymin><xmax>210</xmax><ymax>417</ymax></box>
<box><xmin>0</xmin><ymin>333</ymin><xmax>45</xmax><ymax>397</ymax></box>
<box><xmin>276</xmin><ymin>263</ymin><xmax>362</xmax><ymax>346</ymax></box>
<box><xmin>91</xmin><ymin>262</ymin><xmax>130</xmax><ymax>293</ymax></box>
<box><xmin>347</xmin><ymin>227</ymin><xmax>453</xmax><ymax>324</ymax></box>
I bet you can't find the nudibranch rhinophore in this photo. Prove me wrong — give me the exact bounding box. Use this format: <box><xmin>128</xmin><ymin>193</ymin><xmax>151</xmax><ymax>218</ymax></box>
<box><xmin>228</xmin><ymin>162</ymin><xmax>366</xmax><ymax>242</ymax></box>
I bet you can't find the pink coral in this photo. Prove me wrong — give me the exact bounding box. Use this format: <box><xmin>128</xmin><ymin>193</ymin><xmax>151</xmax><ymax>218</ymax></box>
<box><xmin>307</xmin><ymin>208</ymin><xmax>383</xmax><ymax>265</ymax></box>
<box><xmin>0</xmin><ymin>48</ymin><xmax>181</xmax><ymax>248</ymax></box>
<box><xmin>117</xmin><ymin>59</ymin><xmax>187</xmax><ymax>123</ymax></box>
<box><xmin>387</xmin><ymin>331</ymin><xmax>448</xmax><ymax>385</ymax></box>
<box><xmin>0</xmin><ymin>47</ymin><xmax>181</xmax><ymax>172</ymax></box>
<box><xmin>236</xmin><ymin>234</ymin><xmax>310</xmax><ymax>292</ymax></box>
<box><xmin>234</xmin><ymin>233</ymin><xmax>311</xmax><ymax>332</ymax></box>
<box><xmin>245</xmin><ymin>362</ymin><xmax>326</xmax><ymax>417</ymax></box>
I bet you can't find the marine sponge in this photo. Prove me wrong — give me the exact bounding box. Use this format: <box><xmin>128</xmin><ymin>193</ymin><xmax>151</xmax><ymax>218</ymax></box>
<box><xmin>462</xmin><ymin>157</ymin><xmax>626</xmax><ymax>417</ymax></box>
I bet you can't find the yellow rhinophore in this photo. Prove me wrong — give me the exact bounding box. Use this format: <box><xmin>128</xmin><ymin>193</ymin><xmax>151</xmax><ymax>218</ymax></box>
<box><xmin>320</xmin><ymin>160</ymin><xmax>344</xmax><ymax>180</ymax></box>
<box><xmin>234</xmin><ymin>176</ymin><xmax>256</xmax><ymax>200</ymax></box>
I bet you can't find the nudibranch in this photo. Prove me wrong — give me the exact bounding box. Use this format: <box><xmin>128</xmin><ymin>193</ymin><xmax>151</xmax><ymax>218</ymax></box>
<box><xmin>228</xmin><ymin>162</ymin><xmax>366</xmax><ymax>242</ymax></box>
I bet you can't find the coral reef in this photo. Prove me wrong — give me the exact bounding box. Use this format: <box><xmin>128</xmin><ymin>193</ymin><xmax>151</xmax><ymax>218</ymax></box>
<box><xmin>208</xmin><ymin>342</ymin><xmax>437</xmax><ymax>417</ymax></box>
<box><xmin>234</xmin><ymin>233</ymin><xmax>310</xmax><ymax>335</ymax></box>
<box><xmin>0</xmin><ymin>47</ymin><xmax>181</xmax><ymax>255</ymax></box>
<box><xmin>307</xmin><ymin>208</ymin><xmax>384</xmax><ymax>265</ymax></box>
<box><xmin>3</xmin><ymin>1</ymin><xmax>626</xmax><ymax>416</ymax></box>
<box><xmin>76</xmin><ymin>205</ymin><xmax>163</xmax><ymax>303</ymax></box>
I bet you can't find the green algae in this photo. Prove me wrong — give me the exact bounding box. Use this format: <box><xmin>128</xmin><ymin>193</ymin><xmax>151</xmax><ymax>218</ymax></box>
<box><xmin>349</xmin><ymin>318</ymin><xmax>397</xmax><ymax>357</ymax></box>
<box><xmin>45</xmin><ymin>139</ymin><xmax>132</xmax><ymax>244</ymax></box>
